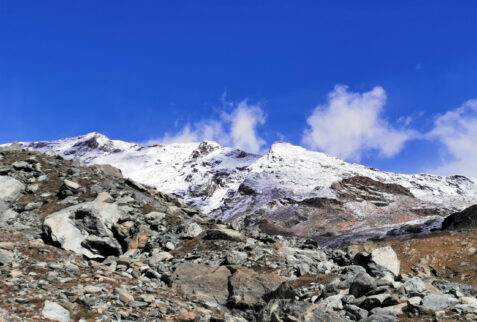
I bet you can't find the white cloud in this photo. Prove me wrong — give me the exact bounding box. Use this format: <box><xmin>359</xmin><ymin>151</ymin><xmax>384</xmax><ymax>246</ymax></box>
<box><xmin>302</xmin><ymin>85</ymin><xmax>415</xmax><ymax>161</ymax></box>
<box><xmin>223</xmin><ymin>101</ymin><xmax>266</xmax><ymax>153</ymax></box>
<box><xmin>147</xmin><ymin>100</ymin><xmax>266</xmax><ymax>153</ymax></box>
<box><xmin>427</xmin><ymin>99</ymin><xmax>477</xmax><ymax>177</ymax></box>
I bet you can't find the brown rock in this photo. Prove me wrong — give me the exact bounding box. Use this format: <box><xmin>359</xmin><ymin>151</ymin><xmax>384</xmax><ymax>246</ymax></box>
<box><xmin>228</xmin><ymin>266</ymin><xmax>286</xmax><ymax>308</ymax></box>
<box><xmin>171</xmin><ymin>263</ymin><xmax>231</xmax><ymax>306</ymax></box>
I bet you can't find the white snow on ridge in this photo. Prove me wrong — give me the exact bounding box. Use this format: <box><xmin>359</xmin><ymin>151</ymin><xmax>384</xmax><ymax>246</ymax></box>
<box><xmin>18</xmin><ymin>132</ymin><xmax>477</xmax><ymax>222</ymax></box>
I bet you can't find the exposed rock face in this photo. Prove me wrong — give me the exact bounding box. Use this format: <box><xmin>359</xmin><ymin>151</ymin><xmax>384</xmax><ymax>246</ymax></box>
<box><xmin>0</xmin><ymin>144</ymin><xmax>476</xmax><ymax>321</ymax></box>
<box><xmin>0</xmin><ymin>176</ymin><xmax>25</xmax><ymax>202</ymax></box>
<box><xmin>442</xmin><ymin>204</ymin><xmax>477</xmax><ymax>230</ymax></box>
<box><xmin>18</xmin><ymin>133</ymin><xmax>477</xmax><ymax>246</ymax></box>
<box><xmin>43</xmin><ymin>201</ymin><xmax>124</xmax><ymax>259</ymax></box>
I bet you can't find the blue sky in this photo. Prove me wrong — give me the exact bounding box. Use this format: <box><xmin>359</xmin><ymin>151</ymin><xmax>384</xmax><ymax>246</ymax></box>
<box><xmin>1</xmin><ymin>1</ymin><xmax>477</xmax><ymax>176</ymax></box>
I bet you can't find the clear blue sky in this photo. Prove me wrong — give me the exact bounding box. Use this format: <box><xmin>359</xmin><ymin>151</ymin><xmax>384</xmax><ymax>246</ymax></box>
<box><xmin>1</xmin><ymin>1</ymin><xmax>477</xmax><ymax>175</ymax></box>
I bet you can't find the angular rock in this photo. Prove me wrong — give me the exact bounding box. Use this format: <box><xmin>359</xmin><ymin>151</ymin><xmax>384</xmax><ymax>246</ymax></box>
<box><xmin>228</xmin><ymin>266</ymin><xmax>286</xmax><ymax>308</ymax></box>
<box><xmin>403</xmin><ymin>277</ymin><xmax>427</xmax><ymax>295</ymax></box>
<box><xmin>204</xmin><ymin>228</ymin><xmax>244</xmax><ymax>241</ymax></box>
<box><xmin>171</xmin><ymin>263</ymin><xmax>231</xmax><ymax>306</ymax></box>
<box><xmin>42</xmin><ymin>201</ymin><xmax>124</xmax><ymax>259</ymax></box>
<box><xmin>344</xmin><ymin>304</ymin><xmax>368</xmax><ymax>320</ymax></box>
<box><xmin>370</xmin><ymin>246</ymin><xmax>400</xmax><ymax>276</ymax></box>
<box><xmin>64</xmin><ymin>179</ymin><xmax>80</xmax><ymax>191</ymax></box>
<box><xmin>182</xmin><ymin>222</ymin><xmax>203</xmax><ymax>238</ymax></box>
<box><xmin>0</xmin><ymin>249</ymin><xmax>14</xmax><ymax>265</ymax></box>
<box><xmin>41</xmin><ymin>301</ymin><xmax>70</xmax><ymax>322</ymax></box>
<box><xmin>260</xmin><ymin>299</ymin><xmax>349</xmax><ymax>322</ymax></box>
<box><xmin>115</xmin><ymin>288</ymin><xmax>134</xmax><ymax>303</ymax></box>
<box><xmin>349</xmin><ymin>272</ymin><xmax>376</xmax><ymax>298</ymax></box>
<box><xmin>362</xmin><ymin>293</ymin><xmax>391</xmax><ymax>310</ymax></box>
<box><xmin>421</xmin><ymin>293</ymin><xmax>459</xmax><ymax>311</ymax></box>
<box><xmin>0</xmin><ymin>176</ymin><xmax>25</xmax><ymax>202</ymax></box>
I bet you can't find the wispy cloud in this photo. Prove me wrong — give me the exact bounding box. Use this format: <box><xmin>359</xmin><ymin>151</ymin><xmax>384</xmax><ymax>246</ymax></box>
<box><xmin>426</xmin><ymin>99</ymin><xmax>477</xmax><ymax>177</ymax></box>
<box><xmin>302</xmin><ymin>85</ymin><xmax>416</xmax><ymax>161</ymax></box>
<box><xmin>147</xmin><ymin>98</ymin><xmax>267</xmax><ymax>154</ymax></box>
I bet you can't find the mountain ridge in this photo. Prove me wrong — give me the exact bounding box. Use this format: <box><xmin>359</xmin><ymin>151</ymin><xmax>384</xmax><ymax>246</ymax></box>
<box><xmin>13</xmin><ymin>132</ymin><xmax>477</xmax><ymax>245</ymax></box>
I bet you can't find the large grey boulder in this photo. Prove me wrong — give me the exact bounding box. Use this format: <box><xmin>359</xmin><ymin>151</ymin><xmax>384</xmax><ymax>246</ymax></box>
<box><xmin>349</xmin><ymin>272</ymin><xmax>376</xmax><ymax>298</ymax></box>
<box><xmin>403</xmin><ymin>277</ymin><xmax>427</xmax><ymax>295</ymax></box>
<box><xmin>41</xmin><ymin>301</ymin><xmax>70</xmax><ymax>322</ymax></box>
<box><xmin>421</xmin><ymin>293</ymin><xmax>459</xmax><ymax>310</ymax></box>
<box><xmin>370</xmin><ymin>246</ymin><xmax>400</xmax><ymax>276</ymax></box>
<box><xmin>0</xmin><ymin>176</ymin><xmax>25</xmax><ymax>202</ymax></box>
<box><xmin>43</xmin><ymin>201</ymin><xmax>124</xmax><ymax>259</ymax></box>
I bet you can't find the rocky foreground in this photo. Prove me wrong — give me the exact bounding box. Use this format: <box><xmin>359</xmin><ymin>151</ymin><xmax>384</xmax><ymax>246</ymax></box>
<box><xmin>1</xmin><ymin>144</ymin><xmax>477</xmax><ymax>321</ymax></box>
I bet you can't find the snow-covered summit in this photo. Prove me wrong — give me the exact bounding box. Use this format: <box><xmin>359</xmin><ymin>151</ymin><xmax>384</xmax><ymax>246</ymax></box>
<box><xmin>20</xmin><ymin>132</ymin><xmax>477</xmax><ymax>245</ymax></box>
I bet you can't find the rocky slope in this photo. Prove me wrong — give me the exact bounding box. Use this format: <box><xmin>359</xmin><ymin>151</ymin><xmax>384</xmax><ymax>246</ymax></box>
<box><xmin>1</xmin><ymin>143</ymin><xmax>477</xmax><ymax>321</ymax></box>
<box><xmin>15</xmin><ymin>132</ymin><xmax>477</xmax><ymax>246</ymax></box>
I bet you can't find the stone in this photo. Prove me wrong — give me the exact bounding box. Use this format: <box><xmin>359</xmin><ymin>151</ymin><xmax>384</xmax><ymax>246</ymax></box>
<box><xmin>349</xmin><ymin>272</ymin><xmax>376</xmax><ymax>298</ymax></box>
<box><xmin>182</xmin><ymin>222</ymin><xmax>203</xmax><ymax>238</ymax></box>
<box><xmin>226</xmin><ymin>251</ymin><xmax>248</xmax><ymax>265</ymax></box>
<box><xmin>165</xmin><ymin>242</ymin><xmax>175</xmax><ymax>251</ymax></box>
<box><xmin>403</xmin><ymin>277</ymin><xmax>427</xmax><ymax>295</ymax></box>
<box><xmin>407</xmin><ymin>296</ymin><xmax>422</xmax><ymax>306</ymax></box>
<box><xmin>362</xmin><ymin>293</ymin><xmax>391</xmax><ymax>310</ymax></box>
<box><xmin>0</xmin><ymin>176</ymin><xmax>25</xmax><ymax>202</ymax></box>
<box><xmin>227</xmin><ymin>266</ymin><xmax>286</xmax><ymax>308</ymax></box>
<box><xmin>64</xmin><ymin>179</ymin><xmax>80</xmax><ymax>190</ymax></box>
<box><xmin>364</xmin><ymin>313</ymin><xmax>397</xmax><ymax>321</ymax></box>
<box><xmin>171</xmin><ymin>263</ymin><xmax>231</xmax><ymax>306</ymax></box>
<box><xmin>94</xmin><ymin>164</ymin><xmax>123</xmax><ymax>178</ymax></box>
<box><xmin>204</xmin><ymin>228</ymin><xmax>244</xmax><ymax>241</ymax></box>
<box><xmin>421</xmin><ymin>293</ymin><xmax>459</xmax><ymax>310</ymax></box>
<box><xmin>115</xmin><ymin>288</ymin><xmax>134</xmax><ymax>303</ymax></box>
<box><xmin>370</xmin><ymin>246</ymin><xmax>400</xmax><ymax>276</ymax></box>
<box><xmin>42</xmin><ymin>201</ymin><xmax>124</xmax><ymax>259</ymax></box>
<box><xmin>0</xmin><ymin>209</ymin><xmax>18</xmax><ymax>222</ymax></box>
<box><xmin>41</xmin><ymin>301</ymin><xmax>70</xmax><ymax>322</ymax></box>
<box><xmin>95</xmin><ymin>191</ymin><xmax>114</xmax><ymax>203</ymax></box>
<box><xmin>461</xmin><ymin>297</ymin><xmax>477</xmax><ymax>306</ymax></box>
<box><xmin>344</xmin><ymin>304</ymin><xmax>368</xmax><ymax>320</ymax></box>
<box><xmin>12</xmin><ymin>161</ymin><xmax>31</xmax><ymax>170</ymax></box>
<box><xmin>454</xmin><ymin>304</ymin><xmax>477</xmax><ymax>314</ymax></box>
<box><xmin>260</xmin><ymin>299</ymin><xmax>349</xmax><ymax>322</ymax></box>
<box><xmin>45</xmin><ymin>149</ymin><xmax>57</xmax><ymax>156</ymax></box>
<box><xmin>148</xmin><ymin>252</ymin><xmax>173</xmax><ymax>266</ymax></box>
<box><xmin>0</xmin><ymin>249</ymin><xmax>14</xmax><ymax>265</ymax></box>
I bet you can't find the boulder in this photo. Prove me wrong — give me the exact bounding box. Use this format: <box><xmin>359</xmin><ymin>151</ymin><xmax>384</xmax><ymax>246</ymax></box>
<box><xmin>0</xmin><ymin>176</ymin><xmax>25</xmax><ymax>202</ymax></box>
<box><xmin>0</xmin><ymin>249</ymin><xmax>14</xmax><ymax>265</ymax></box>
<box><xmin>260</xmin><ymin>299</ymin><xmax>349</xmax><ymax>322</ymax></box>
<box><xmin>204</xmin><ymin>228</ymin><xmax>244</xmax><ymax>241</ymax></box>
<box><xmin>182</xmin><ymin>222</ymin><xmax>203</xmax><ymax>238</ymax></box>
<box><xmin>362</xmin><ymin>293</ymin><xmax>391</xmax><ymax>310</ymax></box>
<box><xmin>349</xmin><ymin>272</ymin><xmax>376</xmax><ymax>298</ymax></box>
<box><xmin>171</xmin><ymin>263</ymin><xmax>231</xmax><ymax>307</ymax></box>
<box><xmin>403</xmin><ymin>277</ymin><xmax>427</xmax><ymax>295</ymax></box>
<box><xmin>41</xmin><ymin>301</ymin><xmax>70</xmax><ymax>322</ymax></box>
<box><xmin>94</xmin><ymin>164</ymin><xmax>123</xmax><ymax>178</ymax></box>
<box><xmin>442</xmin><ymin>205</ymin><xmax>477</xmax><ymax>230</ymax></box>
<box><xmin>421</xmin><ymin>293</ymin><xmax>459</xmax><ymax>311</ymax></box>
<box><xmin>344</xmin><ymin>304</ymin><xmax>368</xmax><ymax>320</ymax></box>
<box><xmin>228</xmin><ymin>266</ymin><xmax>286</xmax><ymax>308</ymax></box>
<box><xmin>42</xmin><ymin>201</ymin><xmax>124</xmax><ymax>259</ymax></box>
<box><xmin>370</xmin><ymin>246</ymin><xmax>400</xmax><ymax>276</ymax></box>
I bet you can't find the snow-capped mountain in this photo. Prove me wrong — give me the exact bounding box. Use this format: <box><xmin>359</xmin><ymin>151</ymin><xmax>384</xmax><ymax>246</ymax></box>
<box><xmin>18</xmin><ymin>132</ymin><xmax>477</xmax><ymax>245</ymax></box>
